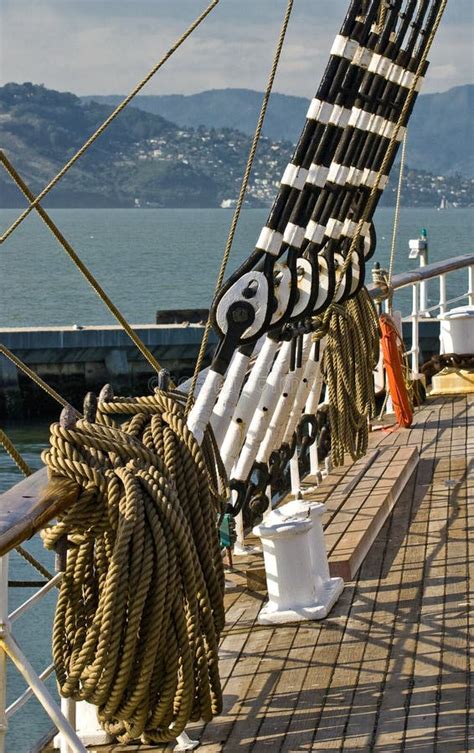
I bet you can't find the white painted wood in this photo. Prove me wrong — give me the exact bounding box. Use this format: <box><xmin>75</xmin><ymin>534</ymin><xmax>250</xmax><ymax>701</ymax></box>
<box><xmin>210</xmin><ymin>351</ymin><xmax>250</xmax><ymax>445</ymax></box>
<box><xmin>220</xmin><ymin>337</ymin><xmax>283</xmax><ymax>475</ymax></box>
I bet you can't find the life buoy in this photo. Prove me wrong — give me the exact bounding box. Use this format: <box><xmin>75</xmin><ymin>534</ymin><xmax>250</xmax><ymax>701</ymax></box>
<box><xmin>379</xmin><ymin>314</ymin><xmax>413</xmax><ymax>428</ymax></box>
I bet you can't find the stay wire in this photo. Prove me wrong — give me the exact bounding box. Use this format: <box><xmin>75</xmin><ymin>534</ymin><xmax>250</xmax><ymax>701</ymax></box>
<box><xmin>0</xmin><ymin>0</ymin><xmax>220</xmax><ymax>245</ymax></box>
<box><xmin>185</xmin><ymin>0</ymin><xmax>295</xmax><ymax>415</ymax></box>
<box><xmin>0</xmin><ymin>152</ymin><xmax>167</xmax><ymax>378</ymax></box>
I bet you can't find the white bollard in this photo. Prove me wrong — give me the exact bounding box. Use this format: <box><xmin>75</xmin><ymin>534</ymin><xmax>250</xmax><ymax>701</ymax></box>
<box><xmin>253</xmin><ymin>499</ymin><xmax>343</xmax><ymax>624</ymax></box>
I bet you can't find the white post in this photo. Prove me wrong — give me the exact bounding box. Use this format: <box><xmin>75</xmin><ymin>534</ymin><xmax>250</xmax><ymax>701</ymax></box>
<box><xmin>419</xmin><ymin>248</ymin><xmax>428</xmax><ymax>315</ymax></box>
<box><xmin>0</xmin><ymin>556</ymin><xmax>9</xmax><ymax>753</ymax></box>
<box><xmin>412</xmin><ymin>282</ymin><xmax>420</xmax><ymax>375</ymax></box>
<box><xmin>439</xmin><ymin>273</ymin><xmax>447</xmax><ymax>318</ymax></box>
<box><xmin>468</xmin><ymin>265</ymin><xmax>474</xmax><ymax>308</ymax></box>
<box><xmin>309</xmin><ymin>441</ymin><xmax>320</xmax><ymax>481</ymax></box>
<box><xmin>253</xmin><ymin>499</ymin><xmax>343</xmax><ymax>624</ymax></box>
<box><xmin>59</xmin><ymin>699</ymin><xmax>77</xmax><ymax>753</ymax></box>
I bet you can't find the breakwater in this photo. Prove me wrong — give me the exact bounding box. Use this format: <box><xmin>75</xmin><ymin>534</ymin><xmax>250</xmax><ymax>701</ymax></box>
<box><xmin>0</xmin><ymin>323</ymin><xmax>216</xmax><ymax>417</ymax></box>
<box><xmin>0</xmin><ymin>319</ymin><xmax>442</xmax><ymax>418</ymax></box>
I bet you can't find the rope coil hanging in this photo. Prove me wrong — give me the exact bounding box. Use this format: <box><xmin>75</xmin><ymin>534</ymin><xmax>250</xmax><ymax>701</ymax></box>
<box><xmin>41</xmin><ymin>388</ymin><xmax>227</xmax><ymax>744</ymax></box>
<box><xmin>318</xmin><ymin>287</ymin><xmax>380</xmax><ymax>466</ymax></box>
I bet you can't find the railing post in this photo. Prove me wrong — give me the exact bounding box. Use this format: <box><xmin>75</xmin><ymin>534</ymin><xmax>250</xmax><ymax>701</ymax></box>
<box><xmin>469</xmin><ymin>265</ymin><xmax>474</xmax><ymax>308</ymax></box>
<box><xmin>439</xmin><ymin>274</ymin><xmax>447</xmax><ymax>318</ymax></box>
<box><xmin>412</xmin><ymin>282</ymin><xmax>420</xmax><ymax>375</ymax></box>
<box><xmin>0</xmin><ymin>555</ymin><xmax>9</xmax><ymax>753</ymax></box>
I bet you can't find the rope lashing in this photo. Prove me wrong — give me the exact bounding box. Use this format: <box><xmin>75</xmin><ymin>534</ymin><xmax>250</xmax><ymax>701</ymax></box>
<box><xmin>0</xmin><ymin>0</ymin><xmax>220</xmax><ymax>244</ymax></box>
<box><xmin>41</xmin><ymin>387</ymin><xmax>226</xmax><ymax>744</ymax></box>
<box><xmin>0</xmin><ymin>153</ymin><xmax>167</xmax><ymax>378</ymax></box>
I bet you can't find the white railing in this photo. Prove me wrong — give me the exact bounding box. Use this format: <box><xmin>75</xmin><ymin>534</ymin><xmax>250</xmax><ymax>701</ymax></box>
<box><xmin>368</xmin><ymin>253</ymin><xmax>474</xmax><ymax>374</ymax></box>
<box><xmin>0</xmin><ymin>551</ymin><xmax>87</xmax><ymax>753</ymax></box>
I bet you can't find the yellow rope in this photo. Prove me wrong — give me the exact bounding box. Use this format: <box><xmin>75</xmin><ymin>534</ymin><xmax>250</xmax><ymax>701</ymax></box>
<box><xmin>185</xmin><ymin>0</ymin><xmax>295</xmax><ymax>413</ymax></box>
<box><xmin>0</xmin><ymin>152</ymin><xmax>166</xmax><ymax>377</ymax></box>
<box><xmin>0</xmin><ymin>427</ymin><xmax>32</xmax><ymax>477</ymax></box>
<box><xmin>0</xmin><ymin>344</ymin><xmax>79</xmax><ymax>414</ymax></box>
<box><xmin>0</xmin><ymin>0</ymin><xmax>220</xmax><ymax>245</ymax></box>
<box><xmin>41</xmin><ymin>389</ymin><xmax>226</xmax><ymax>743</ymax></box>
<box><xmin>318</xmin><ymin>289</ymin><xmax>380</xmax><ymax>466</ymax></box>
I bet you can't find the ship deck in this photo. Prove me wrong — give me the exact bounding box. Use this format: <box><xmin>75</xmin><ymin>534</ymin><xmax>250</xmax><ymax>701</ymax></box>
<box><xmin>51</xmin><ymin>394</ymin><xmax>473</xmax><ymax>753</ymax></box>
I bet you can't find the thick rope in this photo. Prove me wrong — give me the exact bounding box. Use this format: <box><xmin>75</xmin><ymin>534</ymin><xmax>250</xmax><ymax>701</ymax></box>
<box><xmin>0</xmin><ymin>0</ymin><xmax>220</xmax><ymax>245</ymax></box>
<box><xmin>0</xmin><ymin>344</ymin><xmax>79</xmax><ymax>415</ymax></box>
<box><xmin>185</xmin><ymin>0</ymin><xmax>295</xmax><ymax>414</ymax></box>
<box><xmin>41</xmin><ymin>389</ymin><xmax>226</xmax><ymax>743</ymax></box>
<box><xmin>0</xmin><ymin>153</ymin><xmax>166</xmax><ymax>377</ymax></box>
<box><xmin>317</xmin><ymin>288</ymin><xmax>380</xmax><ymax>467</ymax></box>
<box><xmin>0</xmin><ymin>427</ymin><xmax>32</xmax><ymax>477</ymax></box>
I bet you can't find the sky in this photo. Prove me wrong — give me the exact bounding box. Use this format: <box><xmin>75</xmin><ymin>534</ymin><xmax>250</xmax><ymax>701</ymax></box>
<box><xmin>0</xmin><ymin>0</ymin><xmax>472</xmax><ymax>98</ymax></box>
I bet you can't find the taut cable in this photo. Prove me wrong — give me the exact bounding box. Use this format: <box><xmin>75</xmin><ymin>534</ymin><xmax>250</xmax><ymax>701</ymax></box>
<box><xmin>185</xmin><ymin>0</ymin><xmax>295</xmax><ymax>414</ymax></box>
<box><xmin>0</xmin><ymin>152</ymin><xmax>166</xmax><ymax>377</ymax></box>
<box><xmin>0</xmin><ymin>0</ymin><xmax>220</xmax><ymax>244</ymax></box>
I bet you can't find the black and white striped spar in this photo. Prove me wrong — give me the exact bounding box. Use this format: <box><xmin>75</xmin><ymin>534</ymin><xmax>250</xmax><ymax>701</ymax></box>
<box><xmin>187</xmin><ymin>0</ymin><xmax>446</xmax><ymax>446</ymax></box>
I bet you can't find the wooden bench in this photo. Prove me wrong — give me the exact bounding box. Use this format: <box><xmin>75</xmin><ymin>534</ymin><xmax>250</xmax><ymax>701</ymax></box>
<box><xmin>247</xmin><ymin>445</ymin><xmax>419</xmax><ymax>589</ymax></box>
<box><xmin>320</xmin><ymin>446</ymin><xmax>419</xmax><ymax>579</ymax></box>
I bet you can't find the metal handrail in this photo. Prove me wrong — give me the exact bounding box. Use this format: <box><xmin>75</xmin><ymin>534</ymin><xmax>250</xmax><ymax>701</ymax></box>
<box><xmin>367</xmin><ymin>253</ymin><xmax>474</xmax><ymax>300</ymax></box>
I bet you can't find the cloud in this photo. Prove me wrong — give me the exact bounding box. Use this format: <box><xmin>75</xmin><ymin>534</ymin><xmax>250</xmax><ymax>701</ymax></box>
<box><xmin>0</xmin><ymin>0</ymin><xmax>472</xmax><ymax>97</ymax></box>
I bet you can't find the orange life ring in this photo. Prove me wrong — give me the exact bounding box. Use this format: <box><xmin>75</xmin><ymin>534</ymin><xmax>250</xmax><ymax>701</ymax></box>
<box><xmin>379</xmin><ymin>314</ymin><xmax>413</xmax><ymax>428</ymax></box>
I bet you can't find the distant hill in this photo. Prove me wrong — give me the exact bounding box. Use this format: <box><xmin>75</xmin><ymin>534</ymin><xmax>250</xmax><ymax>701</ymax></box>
<box><xmin>84</xmin><ymin>85</ymin><xmax>474</xmax><ymax>177</ymax></box>
<box><xmin>0</xmin><ymin>82</ymin><xmax>292</xmax><ymax>208</ymax></box>
<box><xmin>0</xmin><ymin>82</ymin><xmax>472</xmax><ymax>209</ymax></box>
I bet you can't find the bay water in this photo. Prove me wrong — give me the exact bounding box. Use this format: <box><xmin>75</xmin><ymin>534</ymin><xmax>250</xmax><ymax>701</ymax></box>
<box><xmin>0</xmin><ymin>206</ymin><xmax>472</xmax><ymax>751</ymax></box>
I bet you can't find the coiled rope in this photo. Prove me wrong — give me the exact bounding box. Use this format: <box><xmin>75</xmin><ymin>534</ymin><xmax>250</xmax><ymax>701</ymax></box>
<box><xmin>41</xmin><ymin>388</ymin><xmax>227</xmax><ymax>743</ymax></box>
<box><xmin>315</xmin><ymin>287</ymin><xmax>380</xmax><ymax>467</ymax></box>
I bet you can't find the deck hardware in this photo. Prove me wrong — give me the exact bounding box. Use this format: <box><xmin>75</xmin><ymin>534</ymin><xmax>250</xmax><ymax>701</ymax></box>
<box><xmin>254</xmin><ymin>499</ymin><xmax>343</xmax><ymax>624</ymax></box>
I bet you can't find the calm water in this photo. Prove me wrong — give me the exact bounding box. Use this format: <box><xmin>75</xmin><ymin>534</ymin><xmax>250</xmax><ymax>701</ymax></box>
<box><xmin>1</xmin><ymin>206</ymin><xmax>473</xmax><ymax>327</ymax></box>
<box><xmin>1</xmin><ymin>206</ymin><xmax>473</xmax><ymax>751</ymax></box>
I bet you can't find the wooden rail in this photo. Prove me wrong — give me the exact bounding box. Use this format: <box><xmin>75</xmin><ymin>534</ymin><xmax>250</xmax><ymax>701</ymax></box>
<box><xmin>0</xmin><ymin>470</ymin><xmax>79</xmax><ymax>557</ymax></box>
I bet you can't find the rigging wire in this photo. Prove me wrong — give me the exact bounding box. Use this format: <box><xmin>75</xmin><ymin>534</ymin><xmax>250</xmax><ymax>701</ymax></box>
<box><xmin>0</xmin><ymin>0</ymin><xmax>220</xmax><ymax>245</ymax></box>
<box><xmin>0</xmin><ymin>152</ymin><xmax>166</xmax><ymax>377</ymax></box>
<box><xmin>0</xmin><ymin>343</ymin><xmax>80</xmax><ymax>415</ymax></box>
<box><xmin>323</xmin><ymin>0</ymin><xmax>448</xmax><ymax>317</ymax></box>
<box><xmin>388</xmin><ymin>130</ymin><xmax>408</xmax><ymax>287</ymax></box>
<box><xmin>185</xmin><ymin>0</ymin><xmax>295</xmax><ymax>415</ymax></box>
